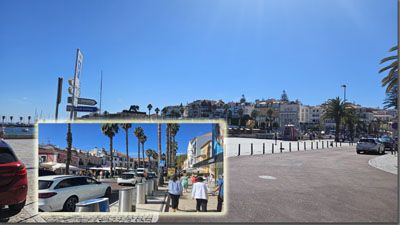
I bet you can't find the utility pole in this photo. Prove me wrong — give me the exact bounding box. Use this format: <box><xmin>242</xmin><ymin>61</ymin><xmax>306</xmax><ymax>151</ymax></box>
<box><xmin>341</xmin><ymin>84</ymin><xmax>347</xmax><ymax>102</ymax></box>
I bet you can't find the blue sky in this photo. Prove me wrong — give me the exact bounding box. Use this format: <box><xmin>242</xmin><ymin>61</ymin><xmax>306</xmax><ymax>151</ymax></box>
<box><xmin>38</xmin><ymin>123</ymin><xmax>213</xmax><ymax>156</ymax></box>
<box><xmin>0</xmin><ymin>0</ymin><xmax>397</xmax><ymax>121</ymax></box>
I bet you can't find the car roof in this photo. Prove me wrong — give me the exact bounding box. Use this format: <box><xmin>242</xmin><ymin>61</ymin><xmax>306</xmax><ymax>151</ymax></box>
<box><xmin>39</xmin><ymin>175</ymin><xmax>89</xmax><ymax>181</ymax></box>
<box><xmin>0</xmin><ymin>139</ymin><xmax>12</xmax><ymax>149</ymax></box>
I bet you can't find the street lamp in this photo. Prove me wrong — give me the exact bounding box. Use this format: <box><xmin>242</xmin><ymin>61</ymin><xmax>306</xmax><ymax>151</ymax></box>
<box><xmin>341</xmin><ymin>84</ymin><xmax>347</xmax><ymax>102</ymax></box>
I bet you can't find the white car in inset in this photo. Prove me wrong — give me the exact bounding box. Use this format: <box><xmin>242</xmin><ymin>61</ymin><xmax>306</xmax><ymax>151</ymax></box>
<box><xmin>117</xmin><ymin>172</ymin><xmax>138</xmax><ymax>186</ymax></box>
<box><xmin>38</xmin><ymin>175</ymin><xmax>111</xmax><ymax>212</ymax></box>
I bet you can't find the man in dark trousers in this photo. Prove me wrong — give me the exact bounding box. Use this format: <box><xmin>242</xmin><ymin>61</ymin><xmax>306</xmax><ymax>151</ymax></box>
<box><xmin>213</xmin><ymin>176</ymin><xmax>224</xmax><ymax>212</ymax></box>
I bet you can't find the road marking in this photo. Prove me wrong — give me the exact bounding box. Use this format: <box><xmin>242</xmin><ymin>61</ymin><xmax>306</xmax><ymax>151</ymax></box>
<box><xmin>259</xmin><ymin>176</ymin><xmax>276</xmax><ymax>180</ymax></box>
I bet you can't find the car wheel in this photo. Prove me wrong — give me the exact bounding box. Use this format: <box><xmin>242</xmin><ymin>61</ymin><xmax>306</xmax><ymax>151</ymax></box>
<box><xmin>8</xmin><ymin>199</ymin><xmax>26</xmax><ymax>212</ymax></box>
<box><xmin>356</xmin><ymin>150</ymin><xmax>361</xmax><ymax>154</ymax></box>
<box><xmin>104</xmin><ymin>187</ymin><xmax>111</xmax><ymax>198</ymax></box>
<box><xmin>63</xmin><ymin>196</ymin><xmax>78</xmax><ymax>212</ymax></box>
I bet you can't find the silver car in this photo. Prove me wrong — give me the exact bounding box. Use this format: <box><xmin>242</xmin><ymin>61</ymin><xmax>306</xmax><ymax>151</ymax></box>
<box><xmin>356</xmin><ymin>138</ymin><xmax>385</xmax><ymax>154</ymax></box>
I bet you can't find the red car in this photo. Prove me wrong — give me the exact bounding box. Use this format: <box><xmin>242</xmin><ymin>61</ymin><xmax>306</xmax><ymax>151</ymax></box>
<box><xmin>0</xmin><ymin>140</ymin><xmax>28</xmax><ymax>215</ymax></box>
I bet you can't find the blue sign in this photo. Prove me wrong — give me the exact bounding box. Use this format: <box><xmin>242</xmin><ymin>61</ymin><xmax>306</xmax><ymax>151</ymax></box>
<box><xmin>392</xmin><ymin>122</ymin><xmax>398</xmax><ymax>130</ymax></box>
<box><xmin>159</xmin><ymin>160</ymin><xmax>165</xmax><ymax>167</ymax></box>
<box><xmin>66</xmin><ymin>105</ymin><xmax>98</xmax><ymax>112</ymax></box>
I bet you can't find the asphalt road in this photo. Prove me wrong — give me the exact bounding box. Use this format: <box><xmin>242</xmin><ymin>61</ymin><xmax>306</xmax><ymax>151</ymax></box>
<box><xmin>158</xmin><ymin>146</ymin><xmax>398</xmax><ymax>223</ymax></box>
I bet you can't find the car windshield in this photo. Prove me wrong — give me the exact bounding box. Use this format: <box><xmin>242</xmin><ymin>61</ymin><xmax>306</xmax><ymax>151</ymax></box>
<box><xmin>359</xmin><ymin>139</ymin><xmax>376</xmax><ymax>143</ymax></box>
<box><xmin>0</xmin><ymin>147</ymin><xmax>17</xmax><ymax>164</ymax></box>
<box><xmin>39</xmin><ymin>180</ymin><xmax>53</xmax><ymax>190</ymax></box>
<box><xmin>136</xmin><ymin>173</ymin><xmax>145</xmax><ymax>177</ymax></box>
<box><xmin>120</xmin><ymin>174</ymin><xmax>134</xmax><ymax>179</ymax></box>
<box><xmin>379</xmin><ymin>137</ymin><xmax>391</xmax><ymax>142</ymax></box>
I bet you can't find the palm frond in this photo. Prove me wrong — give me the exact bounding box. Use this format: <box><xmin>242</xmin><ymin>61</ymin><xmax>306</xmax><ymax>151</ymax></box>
<box><xmin>380</xmin><ymin>55</ymin><xmax>397</xmax><ymax>64</ymax></box>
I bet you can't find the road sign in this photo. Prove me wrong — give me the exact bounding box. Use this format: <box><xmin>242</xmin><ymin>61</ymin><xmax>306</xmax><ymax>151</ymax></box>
<box><xmin>71</xmin><ymin>49</ymin><xmax>83</xmax><ymax>107</ymax></box>
<box><xmin>67</xmin><ymin>97</ymin><xmax>97</xmax><ymax>106</ymax></box>
<box><xmin>159</xmin><ymin>161</ymin><xmax>165</xmax><ymax>167</ymax></box>
<box><xmin>66</xmin><ymin>105</ymin><xmax>98</xmax><ymax>112</ymax></box>
<box><xmin>392</xmin><ymin>122</ymin><xmax>398</xmax><ymax>130</ymax></box>
<box><xmin>168</xmin><ymin>168</ymin><xmax>175</xmax><ymax>175</ymax></box>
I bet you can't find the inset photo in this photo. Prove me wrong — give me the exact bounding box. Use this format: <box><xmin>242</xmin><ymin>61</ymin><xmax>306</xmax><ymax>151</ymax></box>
<box><xmin>37</xmin><ymin>122</ymin><xmax>226</xmax><ymax>214</ymax></box>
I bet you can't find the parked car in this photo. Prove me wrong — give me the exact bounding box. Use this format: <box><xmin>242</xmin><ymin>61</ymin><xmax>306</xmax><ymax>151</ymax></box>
<box><xmin>38</xmin><ymin>175</ymin><xmax>111</xmax><ymax>212</ymax></box>
<box><xmin>0</xmin><ymin>140</ymin><xmax>28</xmax><ymax>214</ymax></box>
<box><xmin>147</xmin><ymin>172</ymin><xmax>157</xmax><ymax>179</ymax></box>
<box><xmin>356</xmin><ymin>138</ymin><xmax>385</xmax><ymax>154</ymax></box>
<box><xmin>378</xmin><ymin>136</ymin><xmax>394</xmax><ymax>151</ymax></box>
<box><xmin>117</xmin><ymin>172</ymin><xmax>138</xmax><ymax>186</ymax></box>
<box><xmin>135</xmin><ymin>172</ymin><xmax>146</xmax><ymax>183</ymax></box>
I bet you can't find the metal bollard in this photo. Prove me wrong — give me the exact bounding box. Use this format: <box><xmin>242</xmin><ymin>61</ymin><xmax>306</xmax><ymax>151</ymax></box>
<box><xmin>297</xmin><ymin>142</ymin><xmax>299</xmax><ymax>151</ymax></box>
<box><xmin>304</xmin><ymin>142</ymin><xmax>306</xmax><ymax>150</ymax></box>
<box><xmin>75</xmin><ymin>198</ymin><xmax>109</xmax><ymax>212</ymax></box>
<box><xmin>280</xmin><ymin>142</ymin><xmax>282</xmax><ymax>153</ymax></box>
<box><xmin>316</xmin><ymin>142</ymin><xmax>318</xmax><ymax>149</ymax></box>
<box><xmin>340</xmin><ymin>142</ymin><xmax>342</xmax><ymax>147</ymax></box>
<box><xmin>251</xmin><ymin>143</ymin><xmax>253</xmax><ymax>155</ymax></box>
<box><xmin>263</xmin><ymin>143</ymin><xmax>265</xmax><ymax>154</ymax></box>
<box><xmin>311</xmin><ymin>142</ymin><xmax>313</xmax><ymax>150</ymax></box>
<box><xmin>336</xmin><ymin>141</ymin><xmax>337</xmax><ymax>147</ymax></box>
<box><xmin>136</xmin><ymin>183</ymin><xmax>146</xmax><ymax>204</ymax></box>
<box><xmin>119</xmin><ymin>187</ymin><xmax>135</xmax><ymax>212</ymax></box>
<box><xmin>272</xmin><ymin>143</ymin><xmax>274</xmax><ymax>154</ymax></box>
<box><xmin>238</xmin><ymin>144</ymin><xmax>241</xmax><ymax>156</ymax></box>
<box><xmin>146</xmin><ymin>179</ymin><xmax>154</xmax><ymax>196</ymax></box>
<box><xmin>322</xmin><ymin>141</ymin><xmax>324</xmax><ymax>149</ymax></box>
<box><xmin>153</xmin><ymin>178</ymin><xmax>158</xmax><ymax>191</ymax></box>
<box><xmin>289</xmin><ymin>143</ymin><xmax>291</xmax><ymax>152</ymax></box>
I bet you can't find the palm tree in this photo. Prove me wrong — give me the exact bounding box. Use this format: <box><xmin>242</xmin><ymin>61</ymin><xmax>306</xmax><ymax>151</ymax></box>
<box><xmin>10</xmin><ymin>116</ymin><xmax>13</xmax><ymax>124</ymax></box>
<box><xmin>140</xmin><ymin>135</ymin><xmax>147</xmax><ymax>168</ymax></box>
<box><xmin>251</xmin><ymin>109</ymin><xmax>258</xmax><ymax>128</ymax></box>
<box><xmin>237</xmin><ymin>108</ymin><xmax>244</xmax><ymax>128</ymax></box>
<box><xmin>147</xmin><ymin>104</ymin><xmax>153</xmax><ymax>118</ymax></box>
<box><xmin>379</xmin><ymin>46</ymin><xmax>398</xmax><ymax>93</ymax></box>
<box><xmin>133</xmin><ymin>127</ymin><xmax>144</xmax><ymax>168</ymax></box>
<box><xmin>101</xmin><ymin>123</ymin><xmax>119</xmax><ymax>177</ymax></box>
<box><xmin>19</xmin><ymin>116</ymin><xmax>23</xmax><ymax>124</ymax></box>
<box><xmin>145</xmin><ymin>148</ymin><xmax>153</xmax><ymax>169</ymax></box>
<box><xmin>157</xmin><ymin>123</ymin><xmax>162</xmax><ymax>180</ymax></box>
<box><xmin>321</xmin><ymin>97</ymin><xmax>349</xmax><ymax>141</ymax></box>
<box><xmin>27</xmin><ymin>116</ymin><xmax>31</xmax><ymax>125</ymax></box>
<box><xmin>66</xmin><ymin>123</ymin><xmax>72</xmax><ymax>175</ymax></box>
<box><xmin>2</xmin><ymin>116</ymin><xmax>5</xmax><ymax>124</ymax></box>
<box><xmin>161</xmin><ymin>107</ymin><xmax>168</xmax><ymax>117</ymax></box>
<box><xmin>120</xmin><ymin>123</ymin><xmax>132</xmax><ymax>170</ymax></box>
<box><xmin>343</xmin><ymin>108</ymin><xmax>359</xmax><ymax>141</ymax></box>
<box><xmin>267</xmin><ymin>109</ymin><xmax>273</xmax><ymax>132</ymax></box>
<box><xmin>170</xmin><ymin>124</ymin><xmax>180</xmax><ymax>168</ymax></box>
<box><xmin>165</xmin><ymin>124</ymin><xmax>170</xmax><ymax>168</ymax></box>
<box><xmin>223</xmin><ymin>104</ymin><xmax>230</xmax><ymax>122</ymax></box>
<box><xmin>155</xmin><ymin>108</ymin><xmax>160</xmax><ymax>117</ymax></box>
<box><xmin>179</xmin><ymin>103</ymin><xmax>185</xmax><ymax>118</ymax></box>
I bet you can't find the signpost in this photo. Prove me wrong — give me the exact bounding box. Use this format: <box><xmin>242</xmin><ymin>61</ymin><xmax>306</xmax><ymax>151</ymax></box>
<box><xmin>159</xmin><ymin>161</ymin><xmax>165</xmax><ymax>167</ymax></box>
<box><xmin>68</xmin><ymin>97</ymin><xmax>97</xmax><ymax>106</ymax></box>
<box><xmin>67</xmin><ymin>105</ymin><xmax>98</xmax><ymax>112</ymax></box>
<box><xmin>70</xmin><ymin>48</ymin><xmax>83</xmax><ymax>120</ymax></box>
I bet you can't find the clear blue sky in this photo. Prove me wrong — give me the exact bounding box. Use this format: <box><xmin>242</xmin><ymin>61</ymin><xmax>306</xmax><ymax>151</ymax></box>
<box><xmin>38</xmin><ymin>123</ymin><xmax>213</xmax><ymax>156</ymax></box>
<box><xmin>0</xmin><ymin>0</ymin><xmax>397</xmax><ymax>121</ymax></box>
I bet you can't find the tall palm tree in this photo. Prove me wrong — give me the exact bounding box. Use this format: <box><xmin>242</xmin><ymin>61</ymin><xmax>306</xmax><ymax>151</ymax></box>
<box><xmin>101</xmin><ymin>123</ymin><xmax>119</xmax><ymax>177</ymax></box>
<box><xmin>267</xmin><ymin>109</ymin><xmax>273</xmax><ymax>132</ymax></box>
<box><xmin>165</xmin><ymin>124</ymin><xmax>170</xmax><ymax>168</ymax></box>
<box><xmin>140</xmin><ymin>135</ymin><xmax>147</xmax><ymax>168</ymax></box>
<box><xmin>223</xmin><ymin>104</ymin><xmax>230</xmax><ymax>123</ymax></box>
<box><xmin>161</xmin><ymin>107</ymin><xmax>168</xmax><ymax>117</ymax></box>
<box><xmin>133</xmin><ymin>127</ymin><xmax>144</xmax><ymax>168</ymax></box>
<box><xmin>157</xmin><ymin>123</ymin><xmax>162</xmax><ymax>180</ymax></box>
<box><xmin>66</xmin><ymin>123</ymin><xmax>72</xmax><ymax>175</ymax></box>
<box><xmin>251</xmin><ymin>109</ymin><xmax>258</xmax><ymax>128</ymax></box>
<box><xmin>120</xmin><ymin>123</ymin><xmax>132</xmax><ymax>170</ymax></box>
<box><xmin>27</xmin><ymin>116</ymin><xmax>31</xmax><ymax>125</ymax></box>
<box><xmin>170</xmin><ymin>124</ymin><xmax>180</xmax><ymax>168</ymax></box>
<box><xmin>379</xmin><ymin>46</ymin><xmax>398</xmax><ymax>93</ymax></box>
<box><xmin>145</xmin><ymin>148</ymin><xmax>153</xmax><ymax>169</ymax></box>
<box><xmin>2</xmin><ymin>116</ymin><xmax>5</xmax><ymax>124</ymax></box>
<box><xmin>155</xmin><ymin>108</ymin><xmax>160</xmax><ymax>117</ymax></box>
<box><xmin>343</xmin><ymin>108</ymin><xmax>359</xmax><ymax>141</ymax></box>
<box><xmin>19</xmin><ymin>116</ymin><xmax>23</xmax><ymax>124</ymax></box>
<box><xmin>147</xmin><ymin>104</ymin><xmax>153</xmax><ymax>118</ymax></box>
<box><xmin>321</xmin><ymin>97</ymin><xmax>349</xmax><ymax>141</ymax></box>
<box><xmin>237</xmin><ymin>108</ymin><xmax>244</xmax><ymax>128</ymax></box>
<box><xmin>10</xmin><ymin>116</ymin><xmax>13</xmax><ymax>124</ymax></box>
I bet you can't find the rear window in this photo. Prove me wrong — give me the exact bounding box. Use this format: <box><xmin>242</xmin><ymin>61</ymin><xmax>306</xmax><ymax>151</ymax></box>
<box><xmin>0</xmin><ymin>147</ymin><xmax>17</xmax><ymax>164</ymax></box>
<box><xmin>39</xmin><ymin>180</ymin><xmax>53</xmax><ymax>190</ymax></box>
<box><xmin>136</xmin><ymin>173</ymin><xmax>145</xmax><ymax>177</ymax></box>
<box><xmin>359</xmin><ymin>139</ymin><xmax>376</xmax><ymax>143</ymax></box>
<box><xmin>120</xmin><ymin>174</ymin><xmax>135</xmax><ymax>179</ymax></box>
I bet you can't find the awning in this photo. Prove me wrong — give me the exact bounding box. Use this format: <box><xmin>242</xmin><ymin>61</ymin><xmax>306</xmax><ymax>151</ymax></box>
<box><xmin>192</xmin><ymin>153</ymin><xmax>223</xmax><ymax>168</ymax></box>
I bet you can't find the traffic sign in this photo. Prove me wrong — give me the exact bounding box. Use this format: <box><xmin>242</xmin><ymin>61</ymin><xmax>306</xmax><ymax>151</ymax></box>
<box><xmin>392</xmin><ymin>122</ymin><xmax>398</xmax><ymax>130</ymax></box>
<box><xmin>66</xmin><ymin>105</ymin><xmax>98</xmax><ymax>112</ymax></box>
<box><xmin>67</xmin><ymin>97</ymin><xmax>97</xmax><ymax>106</ymax></box>
<box><xmin>159</xmin><ymin>160</ymin><xmax>165</xmax><ymax>167</ymax></box>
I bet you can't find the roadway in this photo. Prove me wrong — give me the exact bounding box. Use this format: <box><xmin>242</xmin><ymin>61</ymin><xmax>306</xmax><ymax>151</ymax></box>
<box><xmin>158</xmin><ymin>146</ymin><xmax>398</xmax><ymax>223</ymax></box>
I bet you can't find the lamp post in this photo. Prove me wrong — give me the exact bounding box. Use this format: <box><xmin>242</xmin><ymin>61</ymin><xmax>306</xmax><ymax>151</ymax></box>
<box><xmin>341</xmin><ymin>84</ymin><xmax>347</xmax><ymax>102</ymax></box>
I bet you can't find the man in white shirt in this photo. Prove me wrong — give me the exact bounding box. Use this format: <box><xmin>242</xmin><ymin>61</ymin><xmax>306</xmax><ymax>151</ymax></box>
<box><xmin>191</xmin><ymin>177</ymin><xmax>211</xmax><ymax>212</ymax></box>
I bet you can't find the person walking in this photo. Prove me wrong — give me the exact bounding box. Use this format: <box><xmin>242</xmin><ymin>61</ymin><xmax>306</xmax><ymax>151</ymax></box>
<box><xmin>191</xmin><ymin>177</ymin><xmax>211</xmax><ymax>212</ymax></box>
<box><xmin>213</xmin><ymin>176</ymin><xmax>224</xmax><ymax>212</ymax></box>
<box><xmin>181</xmin><ymin>173</ymin><xmax>189</xmax><ymax>193</ymax></box>
<box><xmin>168</xmin><ymin>174</ymin><xmax>183</xmax><ymax>212</ymax></box>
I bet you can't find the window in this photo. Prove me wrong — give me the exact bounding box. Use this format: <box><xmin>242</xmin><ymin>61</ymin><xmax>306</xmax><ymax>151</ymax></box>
<box><xmin>54</xmin><ymin>179</ymin><xmax>77</xmax><ymax>189</ymax></box>
<box><xmin>0</xmin><ymin>147</ymin><xmax>17</xmax><ymax>164</ymax></box>
<box><xmin>39</xmin><ymin>181</ymin><xmax>53</xmax><ymax>190</ymax></box>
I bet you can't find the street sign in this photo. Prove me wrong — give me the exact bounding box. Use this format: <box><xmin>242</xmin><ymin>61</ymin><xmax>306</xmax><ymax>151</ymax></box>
<box><xmin>392</xmin><ymin>122</ymin><xmax>398</xmax><ymax>130</ymax></box>
<box><xmin>67</xmin><ymin>97</ymin><xmax>97</xmax><ymax>106</ymax></box>
<box><xmin>71</xmin><ymin>49</ymin><xmax>83</xmax><ymax>107</ymax></box>
<box><xmin>168</xmin><ymin>168</ymin><xmax>175</xmax><ymax>175</ymax></box>
<box><xmin>66</xmin><ymin>105</ymin><xmax>98</xmax><ymax>112</ymax></box>
<box><xmin>159</xmin><ymin>161</ymin><xmax>165</xmax><ymax>167</ymax></box>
